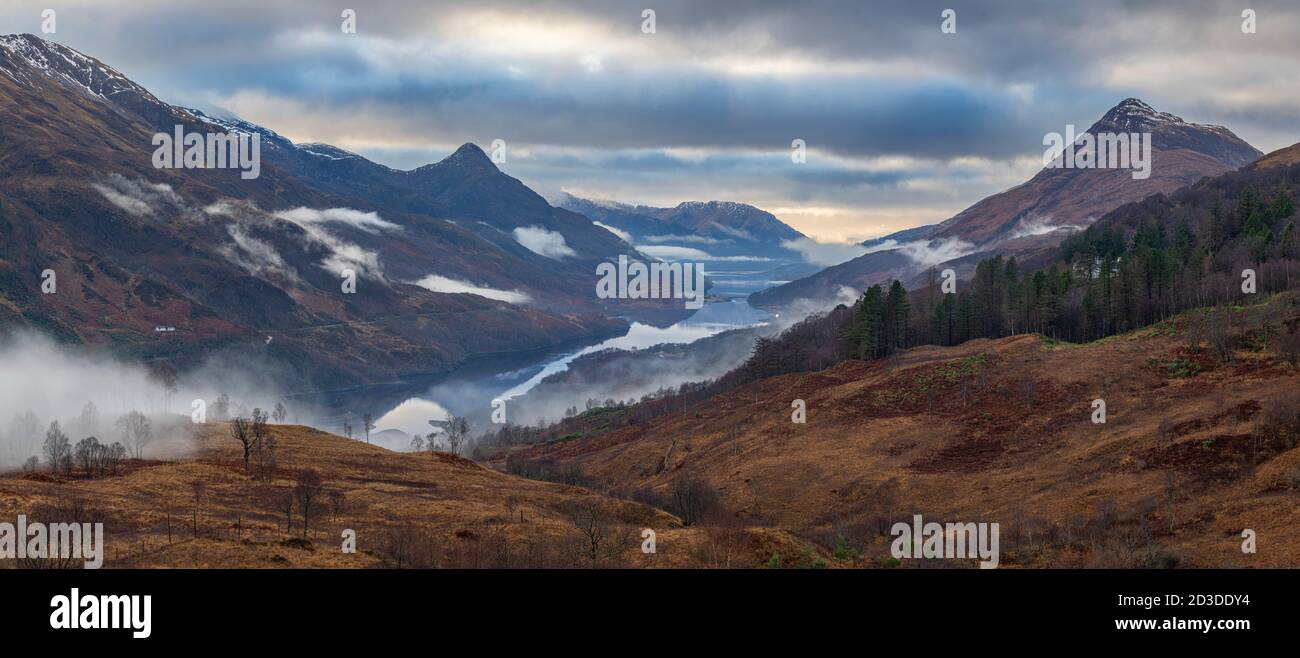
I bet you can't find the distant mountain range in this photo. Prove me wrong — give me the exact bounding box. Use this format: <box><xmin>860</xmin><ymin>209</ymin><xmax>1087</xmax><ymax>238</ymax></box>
<box><xmin>0</xmin><ymin>34</ymin><xmax>686</xmax><ymax>390</ymax></box>
<box><xmin>557</xmin><ymin>194</ymin><xmax>806</xmax><ymax>261</ymax></box>
<box><xmin>751</xmin><ymin>98</ymin><xmax>1263</xmax><ymax>309</ymax></box>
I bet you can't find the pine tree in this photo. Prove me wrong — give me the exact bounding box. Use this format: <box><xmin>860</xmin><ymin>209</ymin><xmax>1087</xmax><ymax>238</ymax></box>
<box><xmin>845</xmin><ymin>286</ymin><xmax>886</xmax><ymax>359</ymax></box>
<box><xmin>886</xmin><ymin>280</ymin><xmax>910</xmax><ymax>351</ymax></box>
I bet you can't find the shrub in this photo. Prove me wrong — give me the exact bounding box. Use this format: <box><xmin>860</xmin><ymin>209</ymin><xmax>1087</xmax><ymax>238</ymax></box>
<box><xmin>833</xmin><ymin>535</ymin><xmax>855</xmax><ymax>560</ymax></box>
<box><xmin>667</xmin><ymin>473</ymin><xmax>719</xmax><ymax>526</ymax></box>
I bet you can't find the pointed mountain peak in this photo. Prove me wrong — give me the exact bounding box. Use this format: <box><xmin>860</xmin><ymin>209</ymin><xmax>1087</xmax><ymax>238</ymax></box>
<box><xmin>1095</xmin><ymin>97</ymin><xmax>1187</xmax><ymax>130</ymax></box>
<box><xmin>440</xmin><ymin>143</ymin><xmax>497</xmax><ymax>171</ymax></box>
<box><xmin>1093</xmin><ymin>97</ymin><xmax>1199</xmax><ymax>134</ymax></box>
<box><xmin>1111</xmin><ymin>97</ymin><xmax>1158</xmax><ymax>115</ymax></box>
<box><xmin>1082</xmin><ymin>98</ymin><xmax>1259</xmax><ymax>167</ymax></box>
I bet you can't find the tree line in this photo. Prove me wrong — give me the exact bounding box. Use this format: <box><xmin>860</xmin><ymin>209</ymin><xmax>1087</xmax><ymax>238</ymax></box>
<box><xmin>844</xmin><ymin>164</ymin><xmax>1298</xmax><ymax>358</ymax></box>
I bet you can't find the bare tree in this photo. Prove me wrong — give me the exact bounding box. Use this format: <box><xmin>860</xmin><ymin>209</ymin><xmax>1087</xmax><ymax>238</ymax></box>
<box><xmin>294</xmin><ymin>469</ymin><xmax>325</xmax><ymax>539</ymax></box>
<box><xmin>76</xmin><ymin>401</ymin><xmax>99</xmax><ymax>438</ymax></box>
<box><xmin>328</xmin><ymin>490</ymin><xmax>345</xmax><ymax>522</ymax></box>
<box><xmin>116</xmin><ymin>411</ymin><xmax>152</xmax><ymax>460</ymax></box>
<box><xmin>230</xmin><ymin>415</ymin><xmax>256</xmax><ymax>470</ymax></box>
<box><xmin>214</xmin><ymin>393</ymin><xmax>231</xmax><ymax>422</ymax></box>
<box><xmin>252</xmin><ymin>435</ymin><xmax>277</xmax><ymax>482</ymax></box>
<box><xmin>443</xmin><ymin>415</ymin><xmax>469</xmax><ymax>456</ymax></box>
<box><xmin>701</xmin><ymin>508</ymin><xmax>745</xmax><ymax>568</ymax></box>
<box><xmin>74</xmin><ymin>436</ymin><xmax>104</xmax><ymax>476</ymax></box>
<box><xmin>1206</xmin><ymin>307</ymin><xmax>1236</xmax><ymax>363</ymax></box>
<box><xmin>378</xmin><ymin>524</ymin><xmax>439</xmax><ymax>568</ymax></box>
<box><xmin>250</xmin><ymin>408</ymin><xmax>276</xmax><ymax>481</ymax></box>
<box><xmin>148</xmin><ymin>362</ymin><xmax>179</xmax><ymax>413</ymax></box>
<box><xmin>668</xmin><ymin>473</ymin><xmax>719</xmax><ymax>527</ymax></box>
<box><xmin>362</xmin><ymin>413</ymin><xmax>374</xmax><ymax>444</ymax></box>
<box><xmin>425</xmin><ymin>433</ymin><xmax>443</xmax><ymax>454</ymax></box>
<box><xmin>42</xmin><ymin>421</ymin><xmax>71</xmax><ymax>475</ymax></box>
<box><xmin>105</xmin><ymin>442</ymin><xmax>126</xmax><ymax>474</ymax></box>
<box><xmin>272</xmin><ymin>402</ymin><xmax>288</xmax><ymax>424</ymax></box>
<box><xmin>275</xmin><ymin>488</ymin><xmax>295</xmax><ymax>533</ymax></box>
<box><xmin>564</xmin><ymin>500</ymin><xmax>634</xmax><ymax>568</ymax></box>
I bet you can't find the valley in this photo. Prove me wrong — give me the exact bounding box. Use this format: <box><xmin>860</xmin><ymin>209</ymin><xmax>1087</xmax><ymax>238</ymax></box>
<box><xmin>2</xmin><ymin>29</ymin><xmax>1298</xmax><ymax>574</ymax></box>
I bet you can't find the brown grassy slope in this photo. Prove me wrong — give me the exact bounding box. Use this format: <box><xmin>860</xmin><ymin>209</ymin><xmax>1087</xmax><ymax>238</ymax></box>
<box><xmin>1248</xmin><ymin>142</ymin><xmax>1300</xmax><ymax>170</ymax></box>
<box><xmin>0</xmin><ymin>422</ymin><xmax>805</xmax><ymax>568</ymax></box>
<box><xmin>514</xmin><ymin>294</ymin><xmax>1300</xmax><ymax>567</ymax></box>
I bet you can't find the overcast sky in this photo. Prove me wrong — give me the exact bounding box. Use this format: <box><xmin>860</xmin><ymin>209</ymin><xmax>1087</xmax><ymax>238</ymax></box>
<box><xmin>6</xmin><ymin>0</ymin><xmax>1299</xmax><ymax>242</ymax></box>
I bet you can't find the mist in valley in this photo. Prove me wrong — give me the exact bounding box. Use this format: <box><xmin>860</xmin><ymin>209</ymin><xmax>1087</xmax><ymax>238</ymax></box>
<box><xmin>0</xmin><ymin>331</ymin><xmax>307</xmax><ymax>471</ymax></box>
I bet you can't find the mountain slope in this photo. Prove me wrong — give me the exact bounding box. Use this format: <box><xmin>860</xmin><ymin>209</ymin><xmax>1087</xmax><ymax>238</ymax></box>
<box><xmin>0</xmin><ymin>421</ymin><xmax>809</xmax><ymax>568</ymax></box>
<box><xmin>752</xmin><ymin>99</ymin><xmax>1262</xmax><ymax>310</ymax></box>
<box><xmin>509</xmin><ymin>297</ymin><xmax>1300</xmax><ymax>567</ymax></box>
<box><xmin>558</xmin><ymin>194</ymin><xmax>806</xmax><ymax>260</ymax></box>
<box><xmin>0</xmin><ymin>34</ymin><xmax>676</xmax><ymax>390</ymax></box>
<box><xmin>927</xmin><ymin>98</ymin><xmax>1260</xmax><ymax>246</ymax></box>
<box><xmin>1248</xmin><ymin>141</ymin><xmax>1300</xmax><ymax>170</ymax></box>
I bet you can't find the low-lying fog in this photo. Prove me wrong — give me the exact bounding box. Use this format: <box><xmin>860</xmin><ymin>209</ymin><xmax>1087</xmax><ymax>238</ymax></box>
<box><xmin>0</xmin><ymin>331</ymin><xmax>301</xmax><ymax>470</ymax></box>
<box><xmin>0</xmin><ymin>273</ymin><xmax>853</xmax><ymax>465</ymax></box>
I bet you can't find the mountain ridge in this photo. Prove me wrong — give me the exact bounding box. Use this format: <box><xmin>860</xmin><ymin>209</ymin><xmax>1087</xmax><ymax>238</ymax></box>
<box><xmin>0</xmin><ymin>34</ymin><xmax>685</xmax><ymax>391</ymax></box>
<box><xmin>557</xmin><ymin>193</ymin><xmax>806</xmax><ymax>260</ymax></box>
<box><xmin>751</xmin><ymin>97</ymin><xmax>1263</xmax><ymax>310</ymax></box>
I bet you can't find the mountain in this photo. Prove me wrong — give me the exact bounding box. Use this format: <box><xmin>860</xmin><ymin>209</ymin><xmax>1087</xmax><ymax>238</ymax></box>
<box><xmin>927</xmin><ymin>98</ymin><xmax>1261</xmax><ymax>246</ymax></box>
<box><xmin>861</xmin><ymin>224</ymin><xmax>935</xmax><ymax>249</ymax></box>
<box><xmin>751</xmin><ymin>98</ymin><xmax>1262</xmax><ymax>310</ymax></box>
<box><xmin>1248</xmin><ymin>141</ymin><xmax>1300</xmax><ymax>170</ymax></box>
<box><xmin>490</xmin><ymin>148</ymin><xmax>1300</xmax><ymax>567</ymax></box>
<box><xmin>558</xmin><ymin>194</ymin><xmax>806</xmax><ymax>260</ymax></box>
<box><xmin>506</xmin><ymin>296</ymin><xmax>1300</xmax><ymax>567</ymax></box>
<box><xmin>0</xmin><ymin>421</ymin><xmax>724</xmax><ymax>568</ymax></box>
<box><xmin>0</xmin><ymin>34</ymin><xmax>680</xmax><ymax>390</ymax></box>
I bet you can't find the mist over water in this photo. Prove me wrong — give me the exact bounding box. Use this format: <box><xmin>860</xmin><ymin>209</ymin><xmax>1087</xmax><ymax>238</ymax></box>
<box><xmin>367</xmin><ymin>261</ymin><xmax>799</xmax><ymax>444</ymax></box>
<box><xmin>0</xmin><ymin>263</ymin><xmax>821</xmax><ymax>461</ymax></box>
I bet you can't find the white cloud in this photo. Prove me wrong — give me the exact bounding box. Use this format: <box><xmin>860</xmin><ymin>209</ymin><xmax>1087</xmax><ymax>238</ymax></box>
<box><xmin>636</xmin><ymin>245</ymin><xmax>769</xmax><ymax>262</ymax></box>
<box><xmin>273</xmin><ymin>207</ymin><xmax>402</xmax><ymax>233</ymax></box>
<box><xmin>273</xmin><ymin>206</ymin><xmax>400</xmax><ymax>279</ymax></box>
<box><xmin>94</xmin><ymin>185</ymin><xmax>154</xmax><ymax>216</ymax></box>
<box><xmin>203</xmin><ymin>201</ymin><xmax>237</xmax><ymax>216</ymax></box>
<box><xmin>897</xmin><ymin>238</ymin><xmax>977</xmax><ymax>267</ymax></box>
<box><xmin>637</xmin><ymin>245</ymin><xmax>709</xmax><ymax>260</ymax></box>
<box><xmin>218</xmin><ymin>224</ymin><xmax>298</xmax><ymax>282</ymax></box>
<box><xmin>592</xmin><ymin>221</ymin><xmax>631</xmax><ymax>243</ymax></box>
<box><xmin>643</xmin><ymin>234</ymin><xmax>723</xmax><ymax>245</ymax></box>
<box><xmin>413</xmin><ymin>274</ymin><xmax>531</xmax><ymax>305</ymax></box>
<box><xmin>1008</xmin><ymin>215</ymin><xmax>1082</xmax><ymax>240</ymax></box>
<box><xmin>513</xmin><ymin>226</ymin><xmax>576</xmax><ymax>259</ymax></box>
<box><xmin>781</xmin><ymin>237</ymin><xmax>869</xmax><ymax>267</ymax></box>
<box><xmin>91</xmin><ymin>175</ymin><xmax>183</xmax><ymax>217</ymax></box>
